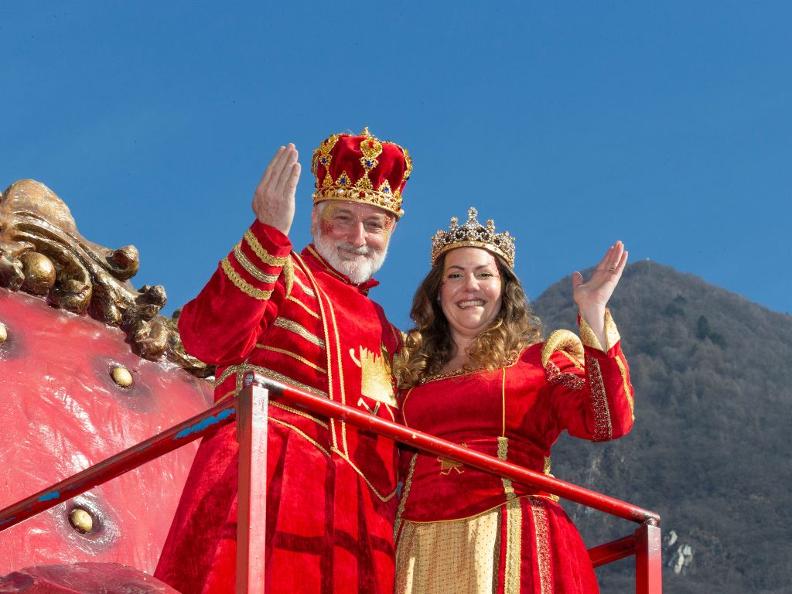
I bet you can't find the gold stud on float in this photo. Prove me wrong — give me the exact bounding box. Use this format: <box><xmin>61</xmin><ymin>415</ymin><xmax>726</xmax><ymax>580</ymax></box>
<box><xmin>0</xmin><ymin>322</ymin><xmax>7</xmax><ymax>344</ymax></box>
<box><xmin>20</xmin><ymin>252</ymin><xmax>57</xmax><ymax>295</ymax></box>
<box><xmin>69</xmin><ymin>507</ymin><xmax>94</xmax><ymax>533</ymax></box>
<box><xmin>110</xmin><ymin>365</ymin><xmax>133</xmax><ymax>388</ymax></box>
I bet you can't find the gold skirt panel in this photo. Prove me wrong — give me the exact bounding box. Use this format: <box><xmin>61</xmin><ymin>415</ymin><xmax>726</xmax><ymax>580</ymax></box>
<box><xmin>395</xmin><ymin>506</ymin><xmax>502</xmax><ymax>594</ymax></box>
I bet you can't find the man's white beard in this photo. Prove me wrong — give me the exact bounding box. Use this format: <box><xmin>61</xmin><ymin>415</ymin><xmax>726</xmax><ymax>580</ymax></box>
<box><xmin>313</xmin><ymin>229</ymin><xmax>388</xmax><ymax>285</ymax></box>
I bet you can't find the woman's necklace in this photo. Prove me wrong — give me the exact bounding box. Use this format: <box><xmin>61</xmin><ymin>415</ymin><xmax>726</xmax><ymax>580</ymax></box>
<box><xmin>419</xmin><ymin>351</ymin><xmax>521</xmax><ymax>384</ymax></box>
<box><xmin>420</xmin><ymin>364</ymin><xmax>484</xmax><ymax>384</ymax></box>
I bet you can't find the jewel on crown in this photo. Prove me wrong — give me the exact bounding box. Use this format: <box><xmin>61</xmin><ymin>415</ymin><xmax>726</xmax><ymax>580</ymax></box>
<box><xmin>430</xmin><ymin>207</ymin><xmax>516</xmax><ymax>267</ymax></box>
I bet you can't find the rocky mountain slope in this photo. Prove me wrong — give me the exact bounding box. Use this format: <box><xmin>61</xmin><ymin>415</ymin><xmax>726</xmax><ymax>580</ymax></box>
<box><xmin>532</xmin><ymin>261</ymin><xmax>792</xmax><ymax>594</ymax></box>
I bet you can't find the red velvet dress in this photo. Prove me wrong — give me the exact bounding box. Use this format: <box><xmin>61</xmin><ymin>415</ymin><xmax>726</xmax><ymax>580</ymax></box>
<box><xmin>155</xmin><ymin>221</ymin><xmax>401</xmax><ymax>594</ymax></box>
<box><xmin>394</xmin><ymin>316</ymin><xmax>634</xmax><ymax>594</ymax></box>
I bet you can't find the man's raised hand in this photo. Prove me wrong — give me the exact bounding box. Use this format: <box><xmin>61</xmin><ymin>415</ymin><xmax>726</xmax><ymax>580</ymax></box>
<box><xmin>252</xmin><ymin>143</ymin><xmax>301</xmax><ymax>235</ymax></box>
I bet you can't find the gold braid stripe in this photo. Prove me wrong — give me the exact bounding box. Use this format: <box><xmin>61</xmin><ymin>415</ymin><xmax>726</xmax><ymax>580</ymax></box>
<box><xmin>324</xmin><ymin>286</ymin><xmax>350</xmax><ymax>455</ymax></box>
<box><xmin>221</xmin><ymin>258</ymin><xmax>273</xmax><ymax>300</ymax></box>
<box><xmin>213</xmin><ymin>386</ymin><xmax>328</xmax><ymax>429</ymax></box>
<box><xmin>331</xmin><ymin>447</ymin><xmax>398</xmax><ymax>503</ymax></box>
<box><xmin>588</xmin><ymin>357</ymin><xmax>613</xmax><ymax>441</ymax></box>
<box><xmin>497</xmin><ymin>436</ymin><xmax>516</xmax><ymax>498</ymax></box>
<box><xmin>615</xmin><ymin>352</ymin><xmax>635</xmax><ymax>419</ymax></box>
<box><xmin>497</xmin><ymin>434</ymin><xmax>523</xmax><ymax>593</ymax></box>
<box><xmin>543</xmin><ymin>458</ymin><xmax>560</xmax><ymax>502</ymax></box>
<box><xmin>233</xmin><ymin>244</ymin><xmax>279</xmax><ymax>283</ymax></box>
<box><xmin>292</xmin><ymin>273</ymin><xmax>316</xmax><ymax>297</ymax></box>
<box><xmin>394</xmin><ymin>452</ymin><xmax>418</xmax><ymax>540</ymax></box>
<box><xmin>530</xmin><ymin>496</ymin><xmax>553</xmax><ymax>594</ymax></box>
<box><xmin>287</xmin><ymin>294</ymin><xmax>320</xmax><ymax>319</ymax></box>
<box><xmin>283</xmin><ymin>255</ymin><xmax>294</xmax><ymax>297</ymax></box>
<box><xmin>292</xmin><ymin>252</ymin><xmax>338</xmax><ymax>451</ymax></box>
<box><xmin>243</xmin><ymin>230</ymin><xmax>289</xmax><ymax>267</ymax></box>
<box><xmin>504</xmin><ymin>498</ymin><xmax>523</xmax><ymax>594</ymax></box>
<box><xmin>270</xmin><ymin>401</ymin><xmax>329</xmax><ymax>429</ymax></box>
<box><xmin>255</xmin><ymin>344</ymin><xmax>327</xmax><ymax>374</ymax></box>
<box><xmin>273</xmin><ymin>317</ymin><xmax>325</xmax><ymax>347</ymax></box>
<box><xmin>213</xmin><ymin>363</ymin><xmax>328</xmax><ymax>399</ymax></box>
<box><xmin>270</xmin><ymin>417</ymin><xmax>331</xmax><ymax>457</ymax></box>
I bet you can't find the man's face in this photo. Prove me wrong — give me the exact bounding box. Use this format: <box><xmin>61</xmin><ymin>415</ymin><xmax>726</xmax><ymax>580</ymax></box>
<box><xmin>311</xmin><ymin>201</ymin><xmax>396</xmax><ymax>284</ymax></box>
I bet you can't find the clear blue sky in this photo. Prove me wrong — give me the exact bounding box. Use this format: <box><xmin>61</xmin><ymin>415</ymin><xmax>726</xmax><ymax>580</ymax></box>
<box><xmin>3</xmin><ymin>1</ymin><xmax>790</xmax><ymax>328</ymax></box>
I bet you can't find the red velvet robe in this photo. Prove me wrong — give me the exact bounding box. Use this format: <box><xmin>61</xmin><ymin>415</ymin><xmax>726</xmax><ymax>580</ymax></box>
<box><xmin>395</xmin><ymin>318</ymin><xmax>634</xmax><ymax>594</ymax></box>
<box><xmin>155</xmin><ymin>221</ymin><xmax>401</xmax><ymax>594</ymax></box>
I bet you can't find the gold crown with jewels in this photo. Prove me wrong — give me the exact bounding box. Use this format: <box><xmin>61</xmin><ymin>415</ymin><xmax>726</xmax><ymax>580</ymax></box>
<box><xmin>431</xmin><ymin>207</ymin><xmax>516</xmax><ymax>267</ymax></box>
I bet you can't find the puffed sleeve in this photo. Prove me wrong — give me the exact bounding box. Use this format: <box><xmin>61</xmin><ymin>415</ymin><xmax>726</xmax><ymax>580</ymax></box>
<box><xmin>177</xmin><ymin>220</ymin><xmax>293</xmax><ymax>366</ymax></box>
<box><xmin>543</xmin><ymin>310</ymin><xmax>635</xmax><ymax>442</ymax></box>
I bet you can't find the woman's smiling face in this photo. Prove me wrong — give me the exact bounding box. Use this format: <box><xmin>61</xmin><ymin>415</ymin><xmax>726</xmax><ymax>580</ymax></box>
<box><xmin>439</xmin><ymin>247</ymin><xmax>503</xmax><ymax>341</ymax></box>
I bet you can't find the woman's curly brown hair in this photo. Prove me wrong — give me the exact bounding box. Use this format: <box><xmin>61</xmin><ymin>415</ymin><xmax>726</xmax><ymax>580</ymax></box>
<box><xmin>396</xmin><ymin>251</ymin><xmax>542</xmax><ymax>388</ymax></box>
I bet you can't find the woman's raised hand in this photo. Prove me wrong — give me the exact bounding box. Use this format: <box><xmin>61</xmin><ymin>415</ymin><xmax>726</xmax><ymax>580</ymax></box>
<box><xmin>571</xmin><ymin>241</ymin><xmax>628</xmax><ymax>347</ymax></box>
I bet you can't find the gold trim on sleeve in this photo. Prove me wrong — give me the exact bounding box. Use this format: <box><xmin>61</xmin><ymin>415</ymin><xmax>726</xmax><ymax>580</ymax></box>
<box><xmin>220</xmin><ymin>258</ymin><xmax>273</xmax><ymax>300</ymax></box>
<box><xmin>273</xmin><ymin>317</ymin><xmax>325</xmax><ymax>347</ymax></box>
<box><xmin>283</xmin><ymin>255</ymin><xmax>294</xmax><ymax>297</ymax></box>
<box><xmin>604</xmin><ymin>309</ymin><xmax>621</xmax><ymax>351</ymax></box>
<box><xmin>615</xmin><ymin>352</ymin><xmax>635</xmax><ymax>419</ymax></box>
<box><xmin>233</xmin><ymin>243</ymin><xmax>279</xmax><ymax>283</ymax></box>
<box><xmin>541</xmin><ymin>330</ymin><xmax>584</xmax><ymax>368</ymax></box>
<box><xmin>243</xmin><ymin>230</ymin><xmax>289</xmax><ymax>267</ymax></box>
<box><xmin>544</xmin><ymin>360</ymin><xmax>585</xmax><ymax>391</ymax></box>
<box><xmin>588</xmin><ymin>357</ymin><xmax>613</xmax><ymax>441</ymax></box>
<box><xmin>579</xmin><ymin>308</ymin><xmax>621</xmax><ymax>351</ymax></box>
<box><xmin>579</xmin><ymin>315</ymin><xmax>603</xmax><ymax>351</ymax></box>
<box><xmin>255</xmin><ymin>344</ymin><xmax>327</xmax><ymax>374</ymax></box>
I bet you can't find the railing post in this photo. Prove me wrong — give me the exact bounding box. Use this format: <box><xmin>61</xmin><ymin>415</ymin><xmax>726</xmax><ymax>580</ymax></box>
<box><xmin>236</xmin><ymin>375</ymin><xmax>269</xmax><ymax>594</ymax></box>
<box><xmin>635</xmin><ymin>520</ymin><xmax>662</xmax><ymax>594</ymax></box>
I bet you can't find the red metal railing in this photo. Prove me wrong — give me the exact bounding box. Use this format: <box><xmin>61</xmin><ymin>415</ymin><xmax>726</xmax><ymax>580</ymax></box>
<box><xmin>0</xmin><ymin>373</ymin><xmax>662</xmax><ymax>593</ymax></box>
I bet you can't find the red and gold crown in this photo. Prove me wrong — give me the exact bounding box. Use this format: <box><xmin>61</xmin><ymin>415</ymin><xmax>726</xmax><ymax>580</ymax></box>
<box><xmin>431</xmin><ymin>207</ymin><xmax>516</xmax><ymax>268</ymax></box>
<box><xmin>311</xmin><ymin>127</ymin><xmax>412</xmax><ymax>218</ymax></box>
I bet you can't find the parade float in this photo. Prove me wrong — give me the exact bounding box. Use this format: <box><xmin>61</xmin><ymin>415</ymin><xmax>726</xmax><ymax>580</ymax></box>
<box><xmin>0</xmin><ymin>180</ymin><xmax>662</xmax><ymax>593</ymax></box>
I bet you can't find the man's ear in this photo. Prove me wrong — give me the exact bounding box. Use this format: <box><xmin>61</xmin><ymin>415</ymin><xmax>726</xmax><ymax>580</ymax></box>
<box><xmin>310</xmin><ymin>204</ymin><xmax>320</xmax><ymax>236</ymax></box>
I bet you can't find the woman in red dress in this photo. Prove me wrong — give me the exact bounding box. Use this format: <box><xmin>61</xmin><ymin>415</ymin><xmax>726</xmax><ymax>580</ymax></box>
<box><xmin>394</xmin><ymin>208</ymin><xmax>634</xmax><ymax>594</ymax></box>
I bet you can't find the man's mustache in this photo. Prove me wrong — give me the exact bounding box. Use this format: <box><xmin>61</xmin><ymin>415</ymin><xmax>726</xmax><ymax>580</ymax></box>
<box><xmin>337</xmin><ymin>243</ymin><xmax>371</xmax><ymax>256</ymax></box>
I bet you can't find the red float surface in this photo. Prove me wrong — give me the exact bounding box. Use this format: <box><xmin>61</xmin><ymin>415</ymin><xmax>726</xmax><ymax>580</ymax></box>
<box><xmin>0</xmin><ymin>562</ymin><xmax>179</xmax><ymax>593</ymax></box>
<box><xmin>0</xmin><ymin>288</ymin><xmax>213</xmax><ymax>573</ymax></box>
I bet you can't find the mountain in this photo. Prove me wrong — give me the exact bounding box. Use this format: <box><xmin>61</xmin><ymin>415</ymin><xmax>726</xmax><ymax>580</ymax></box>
<box><xmin>532</xmin><ymin>261</ymin><xmax>792</xmax><ymax>594</ymax></box>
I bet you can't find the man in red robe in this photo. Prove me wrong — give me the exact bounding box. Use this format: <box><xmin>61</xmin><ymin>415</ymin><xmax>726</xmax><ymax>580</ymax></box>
<box><xmin>155</xmin><ymin>129</ymin><xmax>412</xmax><ymax>593</ymax></box>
